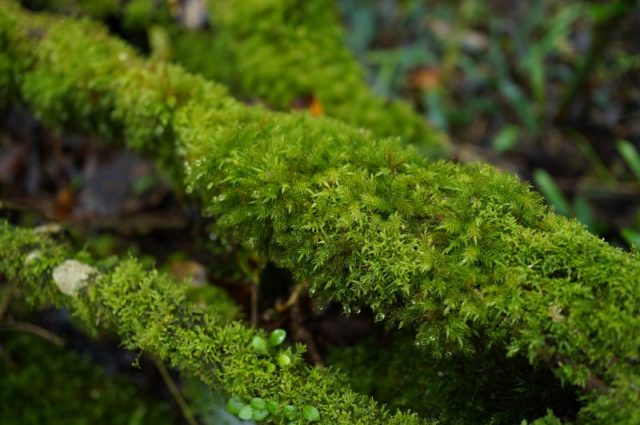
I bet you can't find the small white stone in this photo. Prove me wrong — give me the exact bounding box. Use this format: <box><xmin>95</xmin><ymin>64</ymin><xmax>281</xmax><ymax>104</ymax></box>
<box><xmin>24</xmin><ymin>250</ymin><xmax>41</xmax><ymax>265</ymax></box>
<box><xmin>52</xmin><ymin>260</ymin><xmax>98</xmax><ymax>297</ymax></box>
<box><xmin>33</xmin><ymin>223</ymin><xmax>62</xmax><ymax>234</ymax></box>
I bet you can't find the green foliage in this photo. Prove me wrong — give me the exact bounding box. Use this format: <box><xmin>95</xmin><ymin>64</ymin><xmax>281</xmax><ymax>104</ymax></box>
<box><xmin>340</xmin><ymin>0</ymin><xmax>640</xmax><ymax>249</ymax></box>
<box><xmin>2</xmin><ymin>4</ymin><xmax>640</xmax><ymax>423</ymax></box>
<box><xmin>223</xmin><ymin>330</ymin><xmax>318</xmax><ymax>423</ymax></box>
<box><xmin>0</xmin><ymin>333</ymin><xmax>175</xmax><ymax>425</ymax></box>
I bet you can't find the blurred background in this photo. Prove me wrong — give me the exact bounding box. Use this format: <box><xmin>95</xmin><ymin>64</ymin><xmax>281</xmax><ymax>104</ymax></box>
<box><xmin>338</xmin><ymin>0</ymin><xmax>640</xmax><ymax>247</ymax></box>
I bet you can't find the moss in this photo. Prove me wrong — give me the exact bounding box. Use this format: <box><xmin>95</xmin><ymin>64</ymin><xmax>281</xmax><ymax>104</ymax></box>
<box><xmin>192</xmin><ymin>0</ymin><xmax>448</xmax><ymax>156</ymax></box>
<box><xmin>327</xmin><ymin>331</ymin><xmax>580</xmax><ymax>424</ymax></box>
<box><xmin>22</xmin><ymin>0</ymin><xmax>119</xmax><ymax>18</ymax></box>
<box><xmin>29</xmin><ymin>0</ymin><xmax>449</xmax><ymax>157</ymax></box>
<box><xmin>1</xmin><ymin>4</ymin><xmax>640</xmax><ymax>422</ymax></box>
<box><xmin>0</xmin><ymin>333</ymin><xmax>175</xmax><ymax>425</ymax></box>
<box><xmin>0</xmin><ymin>221</ymin><xmax>427</xmax><ymax>425</ymax></box>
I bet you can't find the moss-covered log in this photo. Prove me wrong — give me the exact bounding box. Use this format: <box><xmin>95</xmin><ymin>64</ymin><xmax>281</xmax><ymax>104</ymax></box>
<box><xmin>25</xmin><ymin>0</ymin><xmax>449</xmax><ymax>156</ymax></box>
<box><xmin>0</xmin><ymin>221</ymin><xmax>426</xmax><ymax>425</ymax></box>
<box><xmin>179</xmin><ymin>0</ymin><xmax>448</xmax><ymax>154</ymax></box>
<box><xmin>1</xmin><ymin>4</ymin><xmax>640</xmax><ymax>423</ymax></box>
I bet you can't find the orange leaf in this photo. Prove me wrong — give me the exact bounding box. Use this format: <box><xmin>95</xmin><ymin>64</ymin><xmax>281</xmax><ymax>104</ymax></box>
<box><xmin>309</xmin><ymin>97</ymin><xmax>324</xmax><ymax>117</ymax></box>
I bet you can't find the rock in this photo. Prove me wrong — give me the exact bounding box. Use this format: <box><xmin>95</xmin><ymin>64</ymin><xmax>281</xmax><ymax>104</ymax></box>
<box><xmin>24</xmin><ymin>250</ymin><xmax>41</xmax><ymax>265</ymax></box>
<box><xmin>52</xmin><ymin>259</ymin><xmax>98</xmax><ymax>296</ymax></box>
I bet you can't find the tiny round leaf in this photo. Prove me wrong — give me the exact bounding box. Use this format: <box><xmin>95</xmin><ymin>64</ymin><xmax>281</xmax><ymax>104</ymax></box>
<box><xmin>250</xmin><ymin>397</ymin><xmax>266</xmax><ymax>411</ymax></box>
<box><xmin>303</xmin><ymin>405</ymin><xmax>320</xmax><ymax>422</ymax></box>
<box><xmin>277</xmin><ymin>353</ymin><xmax>291</xmax><ymax>367</ymax></box>
<box><xmin>238</xmin><ymin>405</ymin><xmax>254</xmax><ymax>420</ymax></box>
<box><xmin>266</xmin><ymin>400</ymin><xmax>279</xmax><ymax>414</ymax></box>
<box><xmin>251</xmin><ymin>335</ymin><xmax>268</xmax><ymax>353</ymax></box>
<box><xmin>269</xmin><ymin>329</ymin><xmax>287</xmax><ymax>346</ymax></box>
<box><xmin>252</xmin><ymin>409</ymin><xmax>269</xmax><ymax>421</ymax></box>
<box><xmin>283</xmin><ymin>404</ymin><xmax>298</xmax><ymax>420</ymax></box>
<box><xmin>226</xmin><ymin>398</ymin><xmax>244</xmax><ymax>415</ymax></box>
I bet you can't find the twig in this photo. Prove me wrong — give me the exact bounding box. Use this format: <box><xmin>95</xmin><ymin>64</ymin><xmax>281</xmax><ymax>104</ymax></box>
<box><xmin>152</xmin><ymin>356</ymin><xmax>199</xmax><ymax>425</ymax></box>
<box><xmin>0</xmin><ymin>321</ymin><xmax>65</xmax><ymax>347</ymax></box>
<box><xmin>0</xmin><ymin>286</ymin><xmax>14</xmax><ymax>322</ymax></box>
<box><xmin>0</xmin><ymin>343</ymin><xmax>16</xmax><ymax>369</ymax></box>
<box><xmin>251</xmin><ymin>282</ymin><xmax>259</xmax><ymax>328</ymax></box>
<box><xmin>275</xmin><ymin>282</ymin><xmax>306</xmax><ymax>313</ymax></box>
<box><xmin>290</xmin><ymin>300</ymin><xmax>324</xmax><ymax>367</ymax></box>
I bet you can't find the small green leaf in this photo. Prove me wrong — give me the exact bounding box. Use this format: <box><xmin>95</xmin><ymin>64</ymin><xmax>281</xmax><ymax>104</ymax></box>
<box><xmin>621</xmin><ymin>228</ymin><xmax>640</xmax><ymax>250</ymax></box>
<box><xmin>283</xmin><ymin>405</ymin><xmax>298</xmax><ymax>420</ymax></box>
<box><xmin>238</xmin><ymin>405</ymin><xmax>254</xmax><ymax>421</ymax></box>
<box><xmin>250</xmin><ymin>397</ymin><xmax>266</xmax><ymax>411</ymax></box>
<box><xmin>492</xmin><ymin>125</ymin><xmax>520</xmax><ymax>152</ymax></box>
<box><xmin>266</xmin><ymin>400</ymin><xmax>279</xmax><ymax>414</ymax></box>
<box><xmin>269</xmin><ymin>329</ymin><xmax>287</xmax><ymax>346</ymax></box>
<box><xmin>302</xmin><ymin>405</ymin><xmax>320</xmax><ymax>422</ymax></box>
<box><xmin>617</xmin><ymin>140</ymin><xmax>640</xmax><ymax>181</ymax></box>
<box><xmin>533</xmin><ymin>169</ymin><xmax>570</xmax><ymax>216</ymax></box>
<box><xmin>226</xmin><ymin>398</ymin><xmax>245</xmax><ymax>415</ymax></box>
<box><xmin>252</xmin><ymin>409</ymin><xmax>269</xmax><ymax>421</ymax></box>
<box><xmin>251</xmin><ymin>335</ymin><xmax>268</xmax><ymax>353</ymax></box>
<box><xmin>277</xmin><ymin>353</ymin><xmax>291</xmax><ymax>367</ymax></box>
<box><xmin>573</xmin><ymin>195</ymin><xmax>595</xmax><ymax>233</ymax></box>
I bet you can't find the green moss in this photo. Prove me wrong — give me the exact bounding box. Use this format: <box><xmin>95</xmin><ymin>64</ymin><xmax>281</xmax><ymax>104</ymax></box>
<box><xmin>193</xmin><ymin>0</ymin><xmax>448</xmax><ymax>156</ymax></box>
<box><xmin>0</xmin><ymin>222</ymin><xmax>427</xmax><ymax>425</ymax></box>
<box><xmin>22</xmin><ymin>0</ymin><xmax>119</xmax><ymax>18</ymax></box>
<box><xmin>0</xmin><ymin>333</ymin><xmax>175</xmax><ymax>425</ymax></box>
<box><xmin>327</xmin><ymin>331</ymin><xmax>579</xmax><ymax>424</ymax></box>
<box><xmin>29</xmin><ymin>0</ymin><xmax>449</xmax><ymax>156</ymax></box>
<box><xmin>1</xmin><ymin>4</ymin><xmax>640</xmax><ymax>422</ymax></box>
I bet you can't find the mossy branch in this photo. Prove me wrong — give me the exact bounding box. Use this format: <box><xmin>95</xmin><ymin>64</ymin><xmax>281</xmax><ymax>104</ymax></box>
<box><xmin>182</xmin><ymin>0</ymin><xmax>449</xmax><ymax>155</ymax></box>
<box><xmin>29</xmin><ymin>0</ymin><xmax>450</xmax><ymax>156</ymax></box>
<box><xmin>0</xmin><ymin>221</ymin><xmax>426</xmax><ymax>425</ymax></box>
<box><xmin>1</xmin><ymin>4</ymin><xmax>640</xmax><ymax>422</ymax></box>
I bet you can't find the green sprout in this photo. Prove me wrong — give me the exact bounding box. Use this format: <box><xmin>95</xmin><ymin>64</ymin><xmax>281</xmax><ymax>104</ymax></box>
<box><xmin>303</xmin><ymin>405</ymin><xmax>320</xmax><ymax>422</ymax></box>
<box><xmin>251</xmin><ymin>335</ymin><xmax>268</xmax><ymax>354</ymax></box>
<box><xmin>269</xmin><ymin>329</ymin><xmax>287</xmax><ymax>347</ymax></box>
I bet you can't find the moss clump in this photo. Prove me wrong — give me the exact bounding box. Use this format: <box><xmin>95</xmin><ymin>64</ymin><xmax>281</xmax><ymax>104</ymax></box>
<box><xmin>2</xmin><ymin>4</ymin><xmax>640</xmax><ymax>422</ymax></box>
<box><xmin>0</xmin><ymin>333</ymin><xmax>175</xmax><ymax>425</ymax></box>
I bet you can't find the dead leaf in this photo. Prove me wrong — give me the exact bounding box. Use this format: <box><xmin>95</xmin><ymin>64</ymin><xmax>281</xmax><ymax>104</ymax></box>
<box><xmin>407</xmin><ymin>67</ymin><xmax>441</xmax><ymax>91</ymax></box>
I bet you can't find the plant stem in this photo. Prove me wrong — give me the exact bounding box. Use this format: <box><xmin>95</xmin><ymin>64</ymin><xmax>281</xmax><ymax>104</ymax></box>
<box><xmin>0</xmin><ymin>321</ymin><xmax>65</xmax><ymax>347</ymax></box>
<box><xmin>152</xmin><ymin>357</ymin><xmax>199</xmax><ymax>425</ymax></box>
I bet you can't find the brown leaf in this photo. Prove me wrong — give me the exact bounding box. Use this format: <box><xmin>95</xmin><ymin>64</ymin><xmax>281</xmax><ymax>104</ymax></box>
<box><xmin>407</xmin><ymin>67</ymin><xmax>441</xmax><ymax>91</ymax></box>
